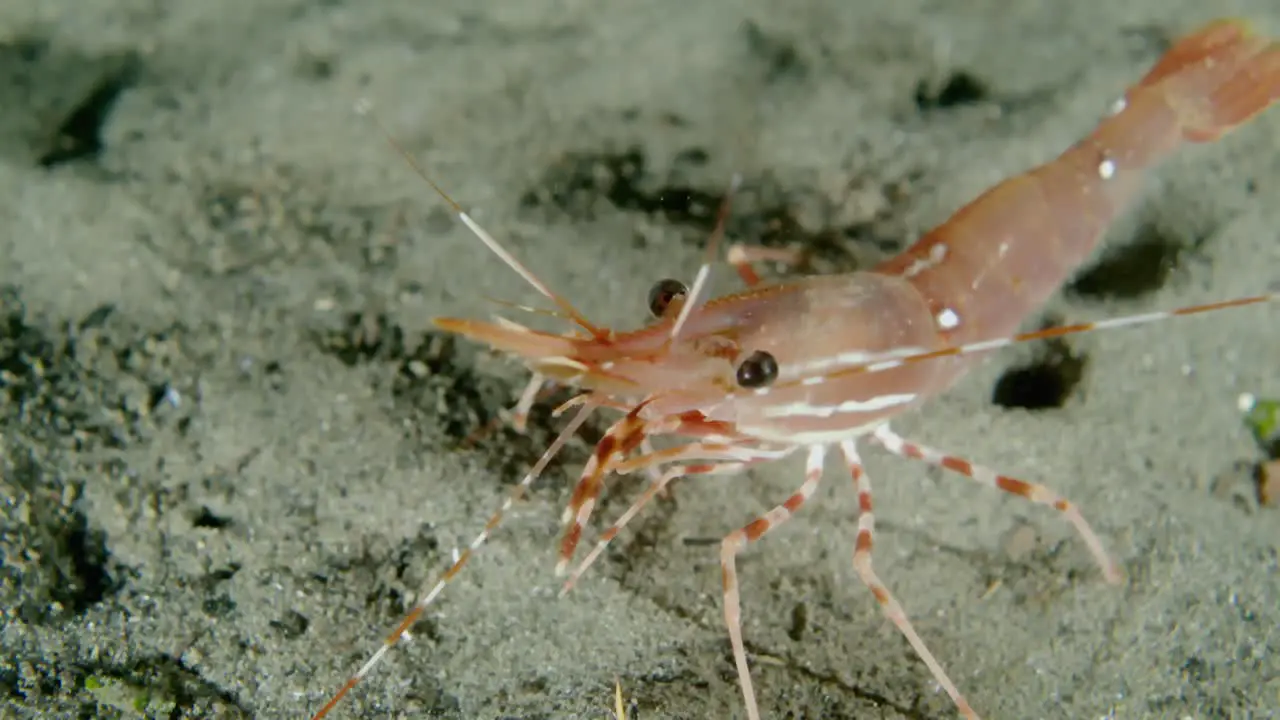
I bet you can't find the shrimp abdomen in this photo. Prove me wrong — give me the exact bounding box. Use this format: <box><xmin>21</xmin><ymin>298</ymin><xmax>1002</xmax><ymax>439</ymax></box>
<box><xmin>878</xmin><ymin>19</ymin><xmax>1280</xmax><ymax>350</ymax></box>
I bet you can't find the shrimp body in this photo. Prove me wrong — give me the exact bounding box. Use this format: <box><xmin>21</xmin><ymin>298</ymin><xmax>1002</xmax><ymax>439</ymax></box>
<box><xmin>438</xmin><ymin>22</ymin><xmax>1280</xmax><ymax>449</ymax></box>
<box><xmin>439</xmin><ymin>271</ymin><xmax>946</xmax><ymax>442</ymax></box>
<box><xmin>314</xmin><ymin>18</ymin><xmax>1279</xmax><ymax>720</ymax></box>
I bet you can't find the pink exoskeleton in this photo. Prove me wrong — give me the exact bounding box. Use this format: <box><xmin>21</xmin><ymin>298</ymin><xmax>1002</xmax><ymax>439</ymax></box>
<box><xmin>312</xmin><ymin>17</ymin><xmax>1279</xmax><ymax>720</ymax></box>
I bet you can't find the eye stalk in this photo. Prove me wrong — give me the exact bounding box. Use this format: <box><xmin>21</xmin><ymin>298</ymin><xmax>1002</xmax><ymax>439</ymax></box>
<box><xmin>647</xmin><ymin>278</ymin><xmax>688</xmax><ymax>318</ymax></box>
<box><xmin>735</xmin><ymin>350</ymin><xmax>779</xmax><ymax>388</ymax></box>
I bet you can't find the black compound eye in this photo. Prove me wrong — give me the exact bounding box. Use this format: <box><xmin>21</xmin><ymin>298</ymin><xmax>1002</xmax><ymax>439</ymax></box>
<box><xmin>735</xmin><ymin>350</ymin><xmax>779</xmax><ymax>389</ymax></box>
<box><xmin>647</xmin><ymin>278</ymin><xmax>688</xmax><ymax>317</ymax></box>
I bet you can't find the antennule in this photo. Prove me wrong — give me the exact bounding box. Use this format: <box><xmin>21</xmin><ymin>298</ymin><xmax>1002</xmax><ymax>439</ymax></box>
<box><xmin>670</xmin><ymin>172</ymin><xmax>744</xmax><ymax>341</ymax></box>
<box><xmin>353</xmin><ymin>97</ymin><xmax>603</xmax><ymax>337</ymax></box>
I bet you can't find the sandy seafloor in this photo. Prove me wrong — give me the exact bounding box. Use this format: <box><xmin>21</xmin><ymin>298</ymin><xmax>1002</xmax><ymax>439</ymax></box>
<box><xmin>2</xmin><ymin>1</ymin><xmax>1279</xmax><ymax>719</ymax></box>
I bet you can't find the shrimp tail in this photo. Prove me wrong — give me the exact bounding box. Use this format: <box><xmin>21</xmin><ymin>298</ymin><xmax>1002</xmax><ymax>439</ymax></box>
<box><xmin>1135</xmin><ymin>18</ymin><xmax>1280</xmax><ymax>142</ymax></box>
<box><xmin>876</xmin><ymin>18</ymin><xmax>1279</xmax><ymax>364</ymax></box>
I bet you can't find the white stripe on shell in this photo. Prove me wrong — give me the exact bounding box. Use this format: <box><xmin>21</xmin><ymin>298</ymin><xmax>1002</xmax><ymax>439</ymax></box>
<box><xmin>761</xmin><ymin>392</ymin><xmax>918</xmax><ymax>419</ymax></box>
<box><xmin>783</xmin><ymin>347</ymin><xmax>930</xmax><ymax>379</ymax></box>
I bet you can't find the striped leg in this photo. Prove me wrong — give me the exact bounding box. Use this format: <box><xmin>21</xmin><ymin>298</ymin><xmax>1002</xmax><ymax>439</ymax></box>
<box><xmin>559</xmin><ymin>461</ymin><xmax>749</xmax><ymax>596</ymax></box>
<box><xmin>720</xmin><ymin>443</ymin><xmax>828</xmax><ymax>720</ymax></box>
<box><xmin>558</xmin><ymin>410</ymin><xmax>647</xmax><ymax>574</ymax></box>
<box><xmin>308</xmin><ymin>401</ymin><xmax>597</xmax><ymax>719</ymax></box>
<box><xmin>562</xmin><ymin>444</ymin><xmax>795</xmax><ymax>592</ymax></box>
<box><xmin>564</xmin><ymin>420</ymin><xmax>780</xmax><ymax>567</ymax></box>
<box><xmin>506</xmin><ymin>371</ymin><xmax>546</xmax><ymax>432</ymax></box>
<box><xmin>638</xmin><ymin>437</ymin><xmax>666</xmax><ymax>485</ymax></box>
<box><xmin>636</xmin><ymin>436</ymin><xmax>683</xmax><ymax>502</ymax></box>
<box><xmin>838</xmin><ymin>439</ymin><xmax>978</xmax><ymax>719</ymax></box>
<box><xmin>460</xmin><ymin>372</ymin><xmax>550</xmax><ymax>449</ymax></box>
<box><xmin>870</xmin><ymin>425</ymin><xmax>1123</xmax><ymax>584</ymax></box>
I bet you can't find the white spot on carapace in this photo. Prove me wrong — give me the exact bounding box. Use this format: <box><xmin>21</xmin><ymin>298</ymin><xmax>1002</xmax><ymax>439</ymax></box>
<box><xmin>1108</xmin><ymin>97</ymin><xmax>1127</xmax><ymax>116</ymax></box>
<box><xmin>902</xmin><ymin>258</ymin><xmax>928</xmax><ymax>278</ymax></box>
<box><xmin>902</xmin><ymin>242</ymin><xmax>949</xmax><ymax>278</ymax></box>
<box><xmin>998</xmin><ymin>241</ymin><xmax>1009</xmax><ymax>258</ymax></box>
<box><xmin>600</xmin><ymin>361</ymin><xmax>615</xmax><ymax>370</ymax></box>
<box><xmin>936</xmin><ymin>307</ymin><xmax>960</xmax><ymax>329</ymax></box>
<box><xmin>762</xmin><ymin>392</ymin><xmax>917</xmax><ymax>419</ymax></box>
<box><xmin>1238</xmin><ymin>392</ymin><xmax>1256</xmax><ymax>413</ymax></box>
<box><xmin>801</xmin><ymin>376</ymin><xmax>825</xmax><ymax>386</ymax></box>
<box><xmin>753</xmin><ymin>387</ymin><xmax>771</xmax><ymax>396</ymax></box>
<box><xmin>1098</xmin><ymin>158</ymin><xmax>1116</xmax><ymax>179</ymax></box>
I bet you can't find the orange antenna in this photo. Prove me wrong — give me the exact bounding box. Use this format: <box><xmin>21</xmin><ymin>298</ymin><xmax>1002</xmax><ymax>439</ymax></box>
<box><xmin>791</xmin><ymin>290</ymin><xmax>1280</xmax><ymax>390</ymax></box>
